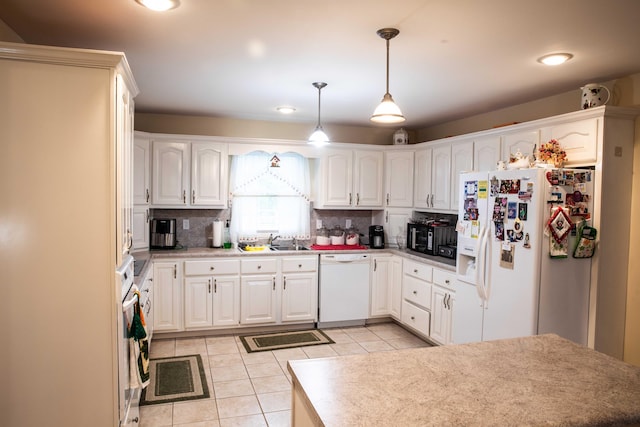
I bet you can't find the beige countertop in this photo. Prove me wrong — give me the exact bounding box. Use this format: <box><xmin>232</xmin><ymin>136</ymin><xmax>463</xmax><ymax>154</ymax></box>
<box><xmin>287</xmin><ymin>334</ymin><xmax>640</xmax><ymax>426</ymax></box>
<box><xmin>132</xmin><ymin>246</ymin><xmax>456</xmax><ymax>280</ymax></box>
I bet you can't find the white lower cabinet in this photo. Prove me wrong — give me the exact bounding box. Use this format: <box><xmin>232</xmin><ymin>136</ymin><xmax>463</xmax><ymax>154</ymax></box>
<box><xmin>183</xmin><ymin>258</ymin><xmax>240</xmax><ymax>329</ymax></box>
<box><xmin>281</xmin><ymin>256</ymin><xmax>318</xmax><ymax>323</ymax></box>
<box><xmin>400</xmin><ymin>259</ymin><xmax>433</xmax><ymax>338</ymax></box>
<box><xmin>153</xmin><ymin>261</ymin><xmax>182</xmax><ymax>332</ymax></box>
<box><xmin>430</xmin><ymin>269</ymin><xmax>456</xmax><ymax>345</ymax></box>
<box><xmin>240</xmin><ymin>258</ymin><xmax>278</xmax><ymax>325</ymax></box>
<box><xmin>370</xmin><ymin>254</ymin><xmax>403</xmax><ymax>321</ymax></box>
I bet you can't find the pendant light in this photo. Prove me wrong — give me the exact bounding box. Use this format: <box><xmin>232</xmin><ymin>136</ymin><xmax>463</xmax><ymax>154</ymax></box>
<box><xmin>370</xmin><ymin>28</ymin><xmax>405</xmax><ymax>124</ymax></box>
<box><xmin>135</xmin><ymin>0</ymin><xmax>180</xmax><ymax>11</ymax></box>
<box><xmin>308</xmin><ymin>82</ymin><xmax>330</xmax><ymax>146</ymax></box>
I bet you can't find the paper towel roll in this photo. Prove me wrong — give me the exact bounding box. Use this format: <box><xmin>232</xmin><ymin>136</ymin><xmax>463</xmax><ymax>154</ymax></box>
<box><xmin>212</xmin><ymin>220</ymin><xmax>223</xmax><ymax>248</ymax></box>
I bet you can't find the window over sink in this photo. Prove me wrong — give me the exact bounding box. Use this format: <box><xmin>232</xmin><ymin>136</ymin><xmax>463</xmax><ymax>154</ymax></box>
<box><xmin>229</xmin><ymin>151</ymin><xmax>311</xmax><ymax>242</ymax></box>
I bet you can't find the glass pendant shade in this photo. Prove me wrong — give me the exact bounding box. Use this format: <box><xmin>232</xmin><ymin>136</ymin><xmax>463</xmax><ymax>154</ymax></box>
<box><xmin>308</xmin><ymin>126</ymin><xmax>329</xmax><ymax>146</ymax></box>
<box><xmin>371</xmin><ymin>93</ymin><xmax>405</xmax><ymax>124</ymax></box>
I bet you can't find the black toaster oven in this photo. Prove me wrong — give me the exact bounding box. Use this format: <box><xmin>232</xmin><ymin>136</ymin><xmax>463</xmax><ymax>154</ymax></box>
<box><xmin>407</xmin><ymin>222</ymin><xmax>456</xmax><ymax>256</ymax></box>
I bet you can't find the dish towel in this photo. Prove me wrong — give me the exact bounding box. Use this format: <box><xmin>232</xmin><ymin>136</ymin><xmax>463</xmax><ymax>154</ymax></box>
<box><xmin>128</xmin><ymin>289</ymin><xmax>150</xmax><ymax>389</ymax></box>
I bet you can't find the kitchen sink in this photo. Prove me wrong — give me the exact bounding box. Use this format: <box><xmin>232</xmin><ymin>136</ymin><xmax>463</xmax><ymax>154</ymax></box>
<box><xmin>237</xmin><ymin>245</ymin><xmax>276</xmax><ymax>253</ymax></box>
<box><xmin>270</xmin><ymin>246</ymin><xmax>310</xmax><ymax>251</ymax></box>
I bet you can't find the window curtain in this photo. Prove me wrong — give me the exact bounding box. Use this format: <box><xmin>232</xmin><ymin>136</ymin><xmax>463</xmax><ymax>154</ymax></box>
<box><xmin>229</xmin><ymin>151</ymin><xmax>311</xmax><ymax>242</ymax></box>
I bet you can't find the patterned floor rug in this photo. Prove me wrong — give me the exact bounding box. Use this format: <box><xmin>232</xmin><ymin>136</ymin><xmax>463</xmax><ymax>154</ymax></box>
<box><xmin>239</xmin><ymin>329</ymin><xmax>334</xmax><ymax>353</ymax></box>
<box><xmin>140</xmin><ymin>354</ymin><xmax>209</xmax><ymax>405</ymax></box>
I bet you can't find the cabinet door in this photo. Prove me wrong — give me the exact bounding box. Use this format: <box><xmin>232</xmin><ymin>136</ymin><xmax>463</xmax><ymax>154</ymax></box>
<box><xmin>184</xmin><ymin>276</ymin><xmax>213</xmax><ymax>329</ymax></box>
<box><xmin>413</xmin><ymin>148</ymin><xmax>432</xmax><ymax>209</ymax></box>
<box><xmin>116</xmin><ymin>75</ymin><xmax>134</xmax><ymax>263</ymax></box>
<box><xmin>384</xmin><ymin>208</ymin><xmax>412</xmax><ymax>248</ymax></box>
<box><xmin>389</xmin><ymin>256</ymin><xmax>403</xmax><ymax>320</ymax></box>
<box><xmin>213</xmin><ymin>276</ymin><xmax>240</xmax><ymax>327</ymax></box>
<box><xmin>151</xmin><ymin>140</ymin><xmax>189</xmax><ymax>206</ymax></box>
<box><xmin>370</xmin><ymin>255</ymin><xmax>391</xmax><ymax>317</ymax></box>
<box><xmin>240</xmin><ymin>275</ymin><xmax>277</xmax><ymax>324</ymax></box>
<box><xmin>282</xmin><ymin>273</ymin><xmax>317</xmax><ymax>322</ymax></box>
<box><xmin>450</xmin><ymin>141</ymin><xmax>474</xmax><ymax>211</ymax></box>
<box><xmin>133</xmin><ymin>136</ymin><xmax>151</xmax><ymax>205</ymax></box>
<box><xmin>132</xmin><ymin>206</ymin><xmax>149</xmax><ymax>250</ymax></box>
<box><xmin>474</xmin><ymin>136</ymin><xmax>501</xmax><ymax>172</ymax></box>
<box><xmin>354</xmin><ymin>150</ymin><xmax>384</xmax><ymax>207</ymax></box>
<box><xmin>430</xmin><ymin>285</ymin><xmax>450</xmax><ymax>345</ymax></box>
<box><xmin>431</xmin><ymin>144</ymin><xmax>451</xmax><ymax>210</ymax></box>
<box><xmin>384</xmin><ymin>150</ymin><xmax>414</xmax><ymax>207</ymax></box>
<box><xmin>153</xmin><ymin>262</ymin><xmax>182</xmax><ymax>332</ymax></box>
<box><xmin>539</xmin><ymin>117</ymin><xmax>599</xmax><ymax>166</ymax></box>
<box><xmin>322</xmin><ymin>150</ymin><xmax>353</xmax><ymax>207</ymax></box>
<box><xmin>191</xmin><ymin>142</ymin><xmax>227</xmax><ymax>207</ymax></box>
<box><xmin>501</xmin><ymin>130</ymin><xmax>539</xmax><ymax>161</ymax></box>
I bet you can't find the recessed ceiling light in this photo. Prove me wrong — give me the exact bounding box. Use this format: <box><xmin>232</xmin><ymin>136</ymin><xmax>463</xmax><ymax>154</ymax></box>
<box><xmin>276</xmin><ymin>106</ymin><xmax>296</xmax><ymax>114</ymax></box>
<box><xmin>537</xmin><ymin>53</ymin><xmax>573</xmax><ymax>66</ymax></box>
<box><xmin>135</xmin><ymin>0</ymin><xmax>180</xmax><ymax>11</ymax></box>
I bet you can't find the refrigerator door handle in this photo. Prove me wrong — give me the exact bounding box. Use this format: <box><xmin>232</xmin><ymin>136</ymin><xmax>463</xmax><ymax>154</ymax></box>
<box><xmin>482</xmin><ymin>226</ymin><xmax>492</xmax><ymax>308</ymax></box>
<box><xmin>475</xmin><ymin>226</ymin><xmax>488</xmax><ymax>304</ymax></box>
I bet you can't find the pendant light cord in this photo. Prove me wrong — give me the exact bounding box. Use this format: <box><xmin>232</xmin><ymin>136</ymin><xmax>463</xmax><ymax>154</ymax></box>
<box><xmin>385</xmin><ymin>37</ymin><xmax>390</xmax><ymax>95</ymax></box>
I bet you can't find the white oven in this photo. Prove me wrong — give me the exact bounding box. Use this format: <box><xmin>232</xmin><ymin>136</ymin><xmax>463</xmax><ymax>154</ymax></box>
<box><xmin>117</xmin><ymin>255</ymin><xmax>140</xmax><ymax>426</ymax></box>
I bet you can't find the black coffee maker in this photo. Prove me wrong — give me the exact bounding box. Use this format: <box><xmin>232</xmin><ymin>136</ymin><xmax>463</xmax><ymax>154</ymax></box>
<box><xmin>369</xmin><ymin>225</ymin><xmax>385</xmax><ymax>249</ymax></box>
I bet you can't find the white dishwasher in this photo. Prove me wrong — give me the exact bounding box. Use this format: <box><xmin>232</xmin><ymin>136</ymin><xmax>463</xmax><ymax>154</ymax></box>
<box><xmin>318</xmin><ymin>253</ymin><xmax>371</xmax><ymax>328</ymax></box>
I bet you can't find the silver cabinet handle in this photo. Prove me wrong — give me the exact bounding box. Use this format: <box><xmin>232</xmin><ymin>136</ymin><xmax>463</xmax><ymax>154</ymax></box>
<box><xmin>386</xmin><ymin>193</ymin><xmax>389</xmax><ymax>205</ymax></box>
<box><xmin>173</xmin><ymin>264</ymin><xmax>177</xmax><ymax>279</ymax></box>
<box><xmin>145</xmin><ymin>209</ymin><xmax>149</xmax><ymax>223</ymax></box>
<box><xmin>411</xmin><ymin>316</ymin><xmax>415</xmax><ymax>320</ymax></box>
<box><xmin>349</xmin><ymin>193</ymin><xmax>352</xmax><ymax>205</ymax></box>
<box><xmin>413</xmin><ymin>290</ymin><xmax>417</xmax><ymax>295</ymax></box>
<box><xmin>356</xmin><ymin>193</ymin><xmax>360</xmax><ymax>205</ymax></box>
<box><xmin>146</xmin><ymin>189</ymin><xmax>150</xmax><ymax>203</ymax></box>
<box><xmin>385</xmin><ymin>211</ymin><xmax>389</xmax><ymax>223</ymax></box>
<box><xmin>214</xmin><ymin>279</ymin><xmax>217</xmax><ymax>293</ymax></box>
<box><xmin>374</xmin><ymin>259</ymin><xmax>377</xmax><ymax>271</ymax></box>
<box><xmin>208</xmin><ymin>279</ymin><xmax>211</xmax><ymax>293</ymax></box>
<box><xmin>182</xmin><ymin>190</ymin><xmax>186</xmax><ymax>204</ymax></box>
<box><xmin>192</xmin><ymin>189</ymin><xmax>196</xmax><ymax>204</ymax></box>
<box><xmin>283</xmin><ymin>276</ymin><xmax>286</xmax><ymax>290</ymax></box>
<box><xmin>272</xmin><ymin>276</ymin><xmax>276</xmax><ymax>290</ymax></box>
<box><xmin>210</xmin><ymin>266</ymin><xmax>215</xmax><ymax>271</ymax></box>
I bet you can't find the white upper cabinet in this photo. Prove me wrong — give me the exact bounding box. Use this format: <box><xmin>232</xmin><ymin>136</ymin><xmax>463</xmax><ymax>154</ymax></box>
<box><xmin>450</xmin><ymin>140</ymin><xmax>474</xmax><ymax>211</ymax></box>
<box><xmin>473</xmin><ymin>136</ymin><xmax>501</xmax><ymax>172</ymax></box>
<box><xmin>316</xmin><ymin>149</ymin><xmax>383</xmax><ymax>208</ymax></box>
<box><xmin>133</xmin><ymin>135</ymin><xmax>151</xmax><ymax>205</ymax></box>
<box><xmin>151</xmin><ymin>139</ymin><xmax>228</xmax><ymax>208</ymax></box>
<box><xmin>384</xmin><ymin>150</ymin><xmax>414</xmax><ymax>207</ymax></box>
<box><xmin>540</xmin><ymin>117</ymin><xmax>598</xmax><ymax>166</ymax></box>
<box><xmin>501</xmin><ymin>130</ymin><xmax>540</xmax><ymax>161</ymax></box>
<box><xmin>191</xmin><ymin>142</ymin><xmax>227</xmax><ymax>207</ymax></box>
<box><xmin>414</xmin><ymin>143</ymin><xmax>451</xmax><ymax>211</ymax></box>
<box><xmin>431</xmin><ymin>144</ymin><xmax>451</xmax><ymax>210</ymax></box>
<box><xmin>413</xmin><ymin>147</ymin><xmax>433</xmax><ymax>209</ymax></box>
<box><xmin>152</xmin><ymin>140</ymin><xmax>190</xmax><ymax>206</ymax></box>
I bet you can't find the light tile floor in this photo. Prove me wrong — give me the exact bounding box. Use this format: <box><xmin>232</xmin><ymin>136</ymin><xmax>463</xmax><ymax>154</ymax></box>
<box><xmin>139</xmin><ymin>322</ymin><xmax>430</xmax><ymax>427</ymax></box>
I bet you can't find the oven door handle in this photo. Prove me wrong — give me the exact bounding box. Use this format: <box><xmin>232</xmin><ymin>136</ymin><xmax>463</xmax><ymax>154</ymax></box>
<box><xmin>122</xmin><ymin>289</ymin><xmax>139</xmax><ymax>312</ymax></box>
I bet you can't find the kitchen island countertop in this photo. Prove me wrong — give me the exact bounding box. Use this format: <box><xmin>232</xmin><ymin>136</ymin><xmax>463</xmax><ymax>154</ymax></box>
<box><xmin>287</xmin><ymin>334</ymin><xmax>640</xmax><ymax>426</ymax></box>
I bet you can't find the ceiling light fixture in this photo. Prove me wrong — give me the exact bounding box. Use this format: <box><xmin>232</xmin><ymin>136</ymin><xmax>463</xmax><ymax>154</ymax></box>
<box><xmin>276</xmin><ymin>106</ymin><xmax>296</xmax><ymax>114</ymax></box>
<box><xmin>371</xmin><ymin>28</ymin><xmax>405</xmax><ymax>124</ymax></box>
<box><xmin>537</xmin><ymin>53</ymin><xmax>573</xmax><ymax>66</ymax></box>
<box><xmin>135</xmin><ymin>0</ymin><xmax>180</xmax><ymax>12</ymax></box>
<box><xmin>308</xmin><ymin>82</ymin><xmax>330</xmax><ymax>146</ymax></box>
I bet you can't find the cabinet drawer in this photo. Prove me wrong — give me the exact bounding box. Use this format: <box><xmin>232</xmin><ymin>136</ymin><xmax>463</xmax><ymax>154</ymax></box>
<box><xmin>433</xmin><ymin>269</ymin><xmax>456</xmax><ymax>291</ymax></box>
<box><xmin>401</xmin><ymin>300</ymin><xmax>430</xmax><ymax>337</ymax></box>
<box><xmin>403</xmin><ymin>259</ymin><xmax>433</xmax><ymax>282</ymax></box>
<box><xmin>184</xmin><ymin>259</ymin><xmax>240</xmax><ymax>276</ymax></box>
<box><xmin>402</xmin><ymin>275</ymin><xmax>432</xmax><ymax>309</ymax></box>
<box><xmin>282</xmin><ymin>256</ymin><xmax>318</xmax><ymax>273</ymax></box>
<box><xmin>241</xmin><ymin>258</ymin><xmax>277</xmax><ymax>274</ymax></box>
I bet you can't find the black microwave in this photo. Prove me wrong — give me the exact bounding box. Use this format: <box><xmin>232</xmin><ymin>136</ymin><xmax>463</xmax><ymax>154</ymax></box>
<box><xmin>407</xmin><ymin>222</ymin><xmax>456</xmax><ymax>257</ymax></box>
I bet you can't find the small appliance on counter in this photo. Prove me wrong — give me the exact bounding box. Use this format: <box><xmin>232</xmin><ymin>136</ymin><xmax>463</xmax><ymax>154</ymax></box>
<box><xmin>369</xmin><ymin>225</ymin><xmax>385</xmax><ymax>249</ymax></box>
<box><xmin>407</xmin><ymin>219</ymin><xmax>457</xmax><ymax>257</ymax></box>
<box><xmin>150</xmin><ymin>218</ymin><xmax>176</xmax><ymax>249</ymax></box>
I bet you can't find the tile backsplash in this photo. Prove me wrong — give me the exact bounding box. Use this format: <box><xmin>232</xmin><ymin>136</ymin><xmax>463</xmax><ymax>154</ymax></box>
<box><xmin>152</xmin><ymin>206</ymin><xmax>378</xmax><ymax>248</ymax></box>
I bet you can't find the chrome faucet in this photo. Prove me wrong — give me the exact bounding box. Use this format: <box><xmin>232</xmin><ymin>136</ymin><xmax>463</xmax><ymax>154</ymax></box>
<box><xmin>267</xmin><ymin>234</ymin><xmax>280</xmax><ymax>245</ymax></box>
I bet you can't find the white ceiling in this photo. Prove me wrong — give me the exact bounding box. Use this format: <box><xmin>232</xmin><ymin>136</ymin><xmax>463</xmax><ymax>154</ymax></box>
<box><xmin>2</xmin><ymin>0</ymin><xmax>640</xmax><ymax>129</ymax></box>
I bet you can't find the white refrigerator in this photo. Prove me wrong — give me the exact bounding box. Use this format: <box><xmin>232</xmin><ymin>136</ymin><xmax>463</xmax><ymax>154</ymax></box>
<box><xmin>454</xmin><ymin>168</ymin><xmax>594</xmax><ymax>345</ymax></box>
